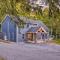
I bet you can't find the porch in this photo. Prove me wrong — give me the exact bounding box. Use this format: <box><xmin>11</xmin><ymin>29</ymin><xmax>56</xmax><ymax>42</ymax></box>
<box><xmin>26</xmin><ymin>32</ymin><xmax>49</xmax><ymax>43</ymax></box>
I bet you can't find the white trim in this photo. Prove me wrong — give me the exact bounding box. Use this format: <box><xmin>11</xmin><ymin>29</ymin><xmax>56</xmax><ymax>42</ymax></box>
<box><xmin>41</xmin><ymin>26</ymin><xmax>47</xmax><ymax>33</ymax></box>
<box><xmin>1</xmin><ymin>14</ymin><xmax>10</xmax><ymax>25</ymax></box>
<box><xmin>8</xmin><ymin>22</ymin><xmax>10</xmax><ymax>40</ymax></box>
<box><xmin>37</xmin><ymin>26</ymin><xmax>47</xmax><ymax>33</ymax></box>
<box><xmin>16</xmin><ymin>26</ymin><xmax>19</xmax><ymax>43</ymax></box>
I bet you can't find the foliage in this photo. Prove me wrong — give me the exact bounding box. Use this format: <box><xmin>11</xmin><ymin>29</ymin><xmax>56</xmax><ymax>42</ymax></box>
<box><xmin>0</xmin><ymin>0</ymin><xmax>60</xmax><ymax>38</ymax></box>
<box><xmin>48</xmin><ymin>0</ymin><xmax>60</xmax><ymax>38</ymax></box>
<box><xmin>53</xmin><ymin>39</ymin><xmax>60</xmax><ymax>44</ymax></box>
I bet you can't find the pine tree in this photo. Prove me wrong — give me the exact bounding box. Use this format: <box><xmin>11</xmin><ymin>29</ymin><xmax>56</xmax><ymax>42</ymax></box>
<box><xmin>48</xmin><ymin>0</ymin><xmax>60</xmax><ymax>38</ymax></box>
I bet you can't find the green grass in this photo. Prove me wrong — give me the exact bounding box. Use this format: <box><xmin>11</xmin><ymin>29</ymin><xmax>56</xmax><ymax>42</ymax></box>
<box><xmin>53</xmin><ymin>39</ymin><xmax>60</xmax><ymax>45</ymax></box>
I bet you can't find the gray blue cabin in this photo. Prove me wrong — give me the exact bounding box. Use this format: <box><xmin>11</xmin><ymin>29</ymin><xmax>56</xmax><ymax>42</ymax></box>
<box><xmin>19</xmin><ymin>16</ymin><xmax>50</xmax><ymax>43</ymax></box>
<box><xmin>1</xmin><ymin>15</ymin><xmax>19</xmax><ymax>42</ymax></box>
<box><xmin>1</xmin><ymin>15</ymin><xmax>50</xmax><ymax>43</ymax></box>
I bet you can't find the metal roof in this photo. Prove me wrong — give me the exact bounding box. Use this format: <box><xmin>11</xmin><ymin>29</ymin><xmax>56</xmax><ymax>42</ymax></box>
<box><xmin>20</xmin><ymin>16</ymin><xmax>49</xmax><ymax>32</ymax></box>
<box><xmin>1</xmin><ymin>15</ymin><xmax>21</xmax><ymax>24</ymax></box>
<box><xmin>27</xmin><ymin>27</ymin><xmax>40</xmax><ymax>33</ymax></box>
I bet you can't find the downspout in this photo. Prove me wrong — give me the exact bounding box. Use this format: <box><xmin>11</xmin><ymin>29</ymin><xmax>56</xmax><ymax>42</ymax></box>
<box><xmin>16</xmin><ymin>25</ymin><xmax>19</xmax><ymax>43</ymax></box>
<box><xmin>8</xmin><ymin>21</ymin><xmax>10</xmax><ymax>40</ymax></box>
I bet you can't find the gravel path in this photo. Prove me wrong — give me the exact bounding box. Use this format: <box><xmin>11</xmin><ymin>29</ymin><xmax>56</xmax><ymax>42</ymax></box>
<box><xmin>0</xmin><ymin>42</ymin><xmax>60</xmax><ymax>60</ymax></box>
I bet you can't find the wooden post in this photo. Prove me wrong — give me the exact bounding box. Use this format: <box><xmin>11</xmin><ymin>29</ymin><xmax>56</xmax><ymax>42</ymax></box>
<box><xmin>41</xmin><ymin>33</ymin><xmax>42</xmax><ymax>41</ymax></box>
<box><xmin>16</xmin><ymin>26</ymin><xmax>19</xmax><ymax>43</ymax></box>
<box><xmin>8</xmin><ymin>22</ymin><xmax>10</xmax><ymax>40</ymax></box>
<box><xmin>34</xmin><ymin>33</ymin><xmax>36</xmax><ymax>43</ymax></box>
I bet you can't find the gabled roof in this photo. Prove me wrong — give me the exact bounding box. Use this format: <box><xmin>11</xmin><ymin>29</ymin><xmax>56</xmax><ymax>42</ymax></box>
<box><xmin>27</xmin><ymin>26</ymin><xmax>47</xmax><ymax>33</ymax></box>
<box><xmin>20</xmin><ymin>16</ymin><xmax>49</xmax><ymax>32</ymax></box>
<box><xmin>27</xmin><ymin>27</ymin><xmax>39</xmax><ymax>33</ymax></box>
<box><xmin>1</xmin><ymin>15</ymin><xmax>21</xmax><ymax>24</ymax></box>
<box><xmin>12</xmin><ymin>16</ymin><xmax>20</xmax><ymax>24</ymax></box>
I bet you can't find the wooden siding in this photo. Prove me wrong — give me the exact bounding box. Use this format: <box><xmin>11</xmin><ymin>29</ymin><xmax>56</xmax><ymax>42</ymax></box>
<box><xmin>1</xmin><ymin>16</ymin><xmax>17</xmax><ymax>42</ymax></box>
<box><xmin>26</xmin><ymin>33</ymin><xmax>36</xmax><ymax>41</ymax></box>
<box><xmin>26</xmin><ymin>26</ymin><xmax>49</xmax><ymax>42</ymax></box>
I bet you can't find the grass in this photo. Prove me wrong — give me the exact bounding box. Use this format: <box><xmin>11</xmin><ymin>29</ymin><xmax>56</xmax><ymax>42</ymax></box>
<box><xmin>46</xmin><ymin>39</ymin><xmax>60</xmax><ymax>45</ymax></box>
<box><xmin>53</xmin><ymin>39</ymin><xmax>60</xmax><ymax>45</ymax></box>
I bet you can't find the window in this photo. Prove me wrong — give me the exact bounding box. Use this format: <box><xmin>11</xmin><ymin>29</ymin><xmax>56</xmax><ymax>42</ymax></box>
<box><xmin>33</xmin><ymin>24</ymin><xmax>37</xmax><ymax>27</ymax></box>
<box><xmin>33</xmin><ymin>24</ymin><xmax>37</xmax><ymax>25</ymax></box>
<box><xmin>22</xmin><ymin>34</ymin><xmax>24</xmax><ymax>39</ymax></box>
<box><xmin>18</xmin><ymin>28</ymin><xmax>21</xmax><ymax>34</ymax></box>
<box><xmin>27</xmin><ymin>24</ymin><xmax>29</xmax><ymax>28</ymax></box>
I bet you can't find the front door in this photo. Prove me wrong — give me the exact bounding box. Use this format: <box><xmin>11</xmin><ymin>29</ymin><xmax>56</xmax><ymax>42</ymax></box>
<box><xmin>27</xmin><ymin>33</ymin><xmax>33</xmax><ymax>41</ymax></box>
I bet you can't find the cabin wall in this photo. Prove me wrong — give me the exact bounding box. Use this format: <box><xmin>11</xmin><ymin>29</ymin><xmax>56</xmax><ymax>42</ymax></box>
<box><xmin>17</xmin><ymin>28</ymin><xmax>30</xmax><ymax>42</ymax></box>
<box><xmin>1</xmin><ymin>16</ymin><xmax>11</xmax><ymax>40</ymax></box>
<box><xmin>19</xmin><ymin>21</ymin><xmax>49</xmax><ymax>42</ymax></box>
<box><xmin>1</xmin><ymin>16</ymin><xmax>17</xmax><ymax>42</ymax></box>
<box><xmin>36</xmin><ymin>32</ymin><xmax>49</xmax><ymax>40</ymax></box>
<box><xmin>9</xmin><ymin>21</ymin><xmax>16</xmax><ymax>42</ymax></box>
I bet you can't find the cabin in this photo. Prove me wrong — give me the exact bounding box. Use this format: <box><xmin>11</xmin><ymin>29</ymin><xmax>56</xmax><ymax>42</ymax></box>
<box><xmin>0</xmin><ymin>15</ymin><xmax>50</xmax><ymax>43</ymax></box>
<box><xmin>26</xmin><ymin>26</ymin><xmax>49</xmax><ymax>43</ymax></box>
<box><xmin>0</xmin><ymin>15</ymin><xmax>20</xmax><ymax>42</ymax></box>
<box><xmin>19</xmin><ymin>16</ymin><xmax>49</xmax><ymax>43</ymax></box>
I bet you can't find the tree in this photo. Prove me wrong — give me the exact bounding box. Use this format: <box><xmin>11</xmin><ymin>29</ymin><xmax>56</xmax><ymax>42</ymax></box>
<box><xmin>48</xmin><ymin>0</ymin><xmax>60</xmax><ymax>39</ymax></box>
<box><xmin>0</xmin><ymin>0</ymin><xmax>17</xmax><ymax>16</ymax></box>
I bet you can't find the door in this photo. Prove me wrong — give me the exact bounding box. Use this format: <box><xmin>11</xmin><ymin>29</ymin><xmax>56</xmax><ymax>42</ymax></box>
<box><xmin>27</xmin><ymin>33</ymin><xmax>33</xmax><ymax>41</ymax></box>
<box><xmin>9</xmin><ymin>21</ymin><xmax>16</xmax><ymax>42</ymax></box>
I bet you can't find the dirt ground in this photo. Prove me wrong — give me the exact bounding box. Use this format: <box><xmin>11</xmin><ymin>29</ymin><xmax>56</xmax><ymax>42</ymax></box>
<box><xmin>0</xmin><ymin>57</ymin><xmax>5</xmax><ymax>60</ymax></box>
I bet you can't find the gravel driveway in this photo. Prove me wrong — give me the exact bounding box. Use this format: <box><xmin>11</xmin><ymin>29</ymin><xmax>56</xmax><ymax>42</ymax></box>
<box><xmin>0</xmin><ymin>42</ymin><xmax>60</xmax><ymax>60</ymax></box>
